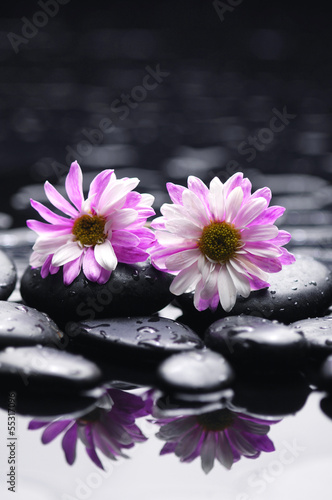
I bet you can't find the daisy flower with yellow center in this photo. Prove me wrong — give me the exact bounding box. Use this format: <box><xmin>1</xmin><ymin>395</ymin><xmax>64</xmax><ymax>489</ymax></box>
<box><xmin>150</xmin><ymin>172</ymin><xmax>295</xmax><ymax>312</ymax></box>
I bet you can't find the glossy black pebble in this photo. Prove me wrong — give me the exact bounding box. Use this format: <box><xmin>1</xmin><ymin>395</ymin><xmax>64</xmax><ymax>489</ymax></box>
<box><xmin>20</xmin><ymin>261</ymin><xmax>174</xmax><ymax>327</ymax></box>
<box><xmin>231</xmin><ymin>373</ymin><xmax>311</xmax><ymax>417</ymax></box>
<box><xmin>68</xmin><ymin>316</ymin><xmax>204</xmax><ymax>364</ymax></box>
<box><xmin>0</xmin><ymin>387</ymin><xmax>105</xmax><ymax>419</ymax></box>
<box><xmin>290</xmin><ymin>316</ymin><xmax>332</xmax><ymax>361</ymax></box>
<box><xmin>205</xmin><ymin>315</ymin><xmax>308</xmax><ymax>371</ymax></box>
<box><xmin>0</xmin><ymin>250</ymin><xmax>17</xmax><ymax>300</ymax></box>
<box><xmin>0</xmin><ymin>301</ymin><xmax>64</xmax><ymax>349</ymax></box>
<box><xmin>157</xmin><ymin>349</ymin><xmax>234</xmax><ymax>394</ymax></box>
<box><xmin>177</xmin><ymin>255</ymin><xmax>332</xmax><ymax>324</ymax></box>
<box><xmin>0</xmin><ymin>346</ymin><xmax>102</xmax><ymax>393</ymax></box>
<box><xmin>315</xmin><ymin>355</ymin><xmax>332</xmax><ymax>391</ymax></box>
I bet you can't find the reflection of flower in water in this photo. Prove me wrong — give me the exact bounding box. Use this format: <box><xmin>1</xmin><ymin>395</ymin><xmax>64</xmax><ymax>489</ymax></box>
<box><xmin>153</xmin><ymin>408</ymin><xmax>280</xmax><ymax>473</ymax></box>
<box><xmin>28</xmin><ymin>389</ymin><xmax>150</xmax><ymax>469</ymax></box>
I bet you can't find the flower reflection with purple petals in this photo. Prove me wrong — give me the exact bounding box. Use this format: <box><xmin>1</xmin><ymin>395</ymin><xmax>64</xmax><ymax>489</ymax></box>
<box><xmin>153</xmin><ymin>408</ymin><xmax>280</xmax><ymax>474</ymax></box>
<box><xmin>28</xmin><ymin>389</ymin><xmax>150</xmax><ymax>469</ymax></box>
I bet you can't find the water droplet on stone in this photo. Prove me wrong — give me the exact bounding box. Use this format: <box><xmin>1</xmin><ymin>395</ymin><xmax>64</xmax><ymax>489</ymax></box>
<box><xmin>137</xmin><ymin>326</ymin><xmax>158</xmax><ymax>334</ymax></box>
<box><xmin>132</xmin><ymin>270</ymin><xmax>139</xmax><ymax>281</ymax></box>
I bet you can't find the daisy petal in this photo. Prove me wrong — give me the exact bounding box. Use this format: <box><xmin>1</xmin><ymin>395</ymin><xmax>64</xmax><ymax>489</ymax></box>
<box><xmin>65</xmin><ymin>161</ymin><xmax>84</xmax><ymax>211</ymax></box>
<box><xmin>218</xmin><ymin>265</ymin><xmax>237</xmax><ymax>312</ymax></box>
<box><xmin>62</xmin><ymin>422</ymin><xmax>78</xmax><ymax>465</ymax></box>
<box><xmin>44</xmin><ymin>181</ymin><xmax>78</xmax><ymax>218</ymax></box>
<box><xmin>170</xmin><ymin>262</ymin><xmax>200</xmax><ymax>295</ymax></box>
<box><xmin>208</xmin><ymin>177</ymin><xmax>225</xmax><ymax>221</ymax></box>
<box><xmin>30</xmin><ymin>200</ymin><xmax>73</xmax><ymax>226</ymax></box>
<box><xmin>235</xmin><ymin>198</ymin><xmax>267</xmax><ymax>228</ymax></box>
<box><xmin>94</xmin><ymin>240</ymin><xmax>118</xmax><ymax>271</ymax></box>
<box><xmin>201</xmin><ymin>433</ymin><xmax>217</xmax><ymax>474</ymax></box>
<box><xmin>166</xmin><ymin>182</ymin><xmax>186</xmax><ymax>205</ymax></box>
<box><xmin>241</xmin><ymin>225</ymin><xmax>278</xmax><ymax>242</ymax></box>
<box><xmin>63</xmin><ymin>255</ymin><xmax>83</xmax><ymax>285</ymax></box>
<box><xmin>52</xmin><ymin>242</ymin><xmax>83</xmax><ymax>267</ymax></box>
<box><xmin>225</xmin><ymin>186</ymin><xmax>243</xmax><ymax>223</ymax></box>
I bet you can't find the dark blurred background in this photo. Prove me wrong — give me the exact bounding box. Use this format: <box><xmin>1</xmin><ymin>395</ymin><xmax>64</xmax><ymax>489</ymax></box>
<box><xmin>1</xmin><ymin>0</ymin><xmax>332</xmax><ymax>229</ymax></box>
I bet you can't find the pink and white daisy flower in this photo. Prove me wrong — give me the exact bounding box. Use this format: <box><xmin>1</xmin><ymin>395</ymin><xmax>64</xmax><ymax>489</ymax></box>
<box><xmin>27</xmin><ymin>161</ymin><xmax>155</xmax><ymax>285</ymax></box>
<box><xmin>150</xmin><ymin>172</ymin><xmax>295</xmax><ymax>312</ymax></box>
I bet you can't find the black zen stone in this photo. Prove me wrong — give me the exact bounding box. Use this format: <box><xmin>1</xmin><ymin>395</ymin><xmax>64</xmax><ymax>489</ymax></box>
<box><xmin>20</xmin><ymin>261</ymin><xmax>174</xmax><ymax>327</ymax></box>
<box><xmin>157</xmin><ymin>349</ymin><xmax>234</xmax><ymax>395</ymax></box>
<box><xmin>231</xmin><ymin>373</ymin><xmax>311</xmax><ymax>417</ymax></box>
<box><xmin>205</xmin><ymin>315</ymin><xmax>308</xmax><ymax>372</ymax></box>
<box><xmin>0</xmin><ymin>387</ymin><xmax>105</xmax><ymax>418</ymax></box>
<box><xmin>67</xmin><ymin>316</ymin><xmax>203</xmax><ymax>364</ymax></box>
<box><xmin>290</xmin><ymin>316</ymin><xmax>332</xmax><ymax>361</ymax></box>
<box><xmin>0</xmin><ymin>346</ymin><xmax>102</xmax><ymax>393</ymax></box>
<box><xmin>176</xmin><ymin>255</ymin><xmax>332</xmax><ymax>324</ymax></box>
<box><xmin>0</xmin><ymin>301</ymin><xmax>64</xmax><ymax>349</ymax></box>
<box><xmin>315</xmin><ymin>355</ymin><xmax>332</xmax><ymax>392</ymax></box>
<box><xmin>0</xmin><ymin>250</ymin><xmax>17</xmax><ymax>300</ymax></box>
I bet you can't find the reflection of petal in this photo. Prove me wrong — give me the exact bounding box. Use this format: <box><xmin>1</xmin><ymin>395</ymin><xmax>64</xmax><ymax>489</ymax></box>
<box><xmin>215</xmin><ymin>432</ymin><xmax>234</xmax><ymax>470</ymax></box>
<box><xmin>156</xmin><ymin>417</ymin><xmax>196</xmax><ymax>440</ymax></box>
<box><xmin>62</xmin><ymin>422</ymin><xmax>78</xmax><ymax>465</ymax></box>
<box><xmin>84</xmin><ymin>425</ymin><xmax>104</xmax><ymax>470</ymax></box>
<box><xmin>201</xmin><ymin>433</ymin><xmax>217</xmax><ymax>474</ymax></box>
<box><xmin>42</xmin><ymin>420</ymin><xmax>73</xmax><ymax>444</ymax></box>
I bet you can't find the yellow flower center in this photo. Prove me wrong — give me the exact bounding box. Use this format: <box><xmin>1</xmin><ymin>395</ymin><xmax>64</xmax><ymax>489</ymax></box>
<box><xmin>198</xmin><ymin>221</ymin><xmax>241</xmax><ymax>262</ymax></box>
<box><xmin>72</xmin><ymin>215</ymin><xmax>106</xmax><ymax>247</ymax></box>
<box><xmin>196</xmin><ymin>409</ymin><xmax>235</xmax><ymax>431</ymax></box>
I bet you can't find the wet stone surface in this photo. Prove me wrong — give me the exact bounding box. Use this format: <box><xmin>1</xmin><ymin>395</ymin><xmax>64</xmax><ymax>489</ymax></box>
<box><xmin>20</xmin><ymin>261</ymin><xmax>174</xmax><ymax>327</ymax></box>
<box><xmin>0</xmin><ymin>301</ymin><xmax>64</xmax><ymax>349</ymax></box>
<box><xmin>205</xmin><ymin>315</ymin><xmax>308</xmax><ymax>372</ymax></box>
<box><xmin>0</xmin><ymin>249</ymin><xmax>17</xmax><ymax>300</ymax></box>
<box><xmin>176</xmin><ymin>255</ymin><xmax>332</xmax><ymax>324</ymax></box>
<box><xmin>0</xmin><ymin>346</ymin><xmax>102</xmax><ymax>393</ymax></box>
<box><xmin>290</xmin><ymin>316</ymin><xmax>332</xmax><ymax>361</ymax></box>
<box><xmin>68</xmin><ymin>316</ymin><xmax>204</xmax><ymax>364</ymax></box>
<box><xmin>157</xmin><ymin>349</ymin><xmax>234</xmax><ymax>394</ymax></box>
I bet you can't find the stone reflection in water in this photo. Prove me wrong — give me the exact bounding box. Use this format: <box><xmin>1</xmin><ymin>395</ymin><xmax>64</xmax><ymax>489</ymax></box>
<box><xmin>28</xmin><ymin>388</ymin><xmax>152</xmax><ymax>469</ymax></box>
<box><xmin>153</xmin><ymin>408</ymin><xmax>280</xmax><ymax>474</ymax></box>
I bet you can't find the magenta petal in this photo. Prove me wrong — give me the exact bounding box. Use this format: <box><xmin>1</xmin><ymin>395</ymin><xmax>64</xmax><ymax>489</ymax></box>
<box><xmin>245</xmin><ymin>254</ymin><xmax>282</xmax><ymax>273</ymax></box>
<box><xmin>41</xmin><ymin>254</ymin><xmax>53</xmax><ymax>278</ymax></box>
<box><xmin>62</xmin><ymin>422</ymin><xmax>78</xmax><ymax>465</ymax></box>
<box><xmin>65</xmin><ymin>161</ymin><xmax>84</xmax><ymax>211</ymax></box>
<box><xmin>166</xmin><ymin>182</ymin><xmax>186</xmax><ymax>205</ymax></box>
<box><xmin>63</xmin><ymin>255</ymin><xmax>83</xmax><ymax>285</ymax></box>
<box><xmin>83</xmin><ymin>247</ymin><xmax>102</xmax><ymax>282</ymax></box>
<box><xmin>113</xmin><ymin>245</ymin><xmax>149</xmax><ymax>264</ymax></box>
<box><xmin>124</xmin><ymin>191</ymin><xmax>142</xmax><ymax>208</ymax></box>
<box><xmin>279</xmin><ymin>247</ymin><xmax>296</xmax><ymax>265</ymax></box>
<box><xmin>44</xmin><ymin>181</ymin><xmax>78</xmax><ymax>218</ymax></box>
<box><xmin>111</xmin><ymin>230</ymin><xmax>140</xmax><ymax>247</ymax></box>
<box><xmin>247</xmin><ymin>274</ymin><xmax>270</xmax><ymax>291</ymax></box>
<box><xmin>42</xmin><ymin>420</ymin><xmax>73</xmax><ymax>444</ymax></box>
<box><xmin>30</xmin><ymin>200</ymin><xmax>73</xmax><ymax>226</ymax></box>
<box><xmin>250</xmin><ymin>187</ymin><xmax>272</xmax><ymax>204</ymax></box>
<box><xmin>97</xmin><ymin>268</ymin><xmax>112</xmax><ymax>284</ymax></box>
<box><xmin>27</xmin><ymin>220</ymin><xmax>72</xmax><ymax>236</ymax></box>
<box><xmin>270</xmin><ymin>230</ymin><xmax>292</xmax><ymax>246</ymax></box>
<box><xmin>249</xmin><ymin>206</ymin><xmax>285</xmax><ymax>226</ymax></box>
<box><xmin>88</xmin><ymin>170</ymin><xmax>113</xmax><ymax>209</ymax></box>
